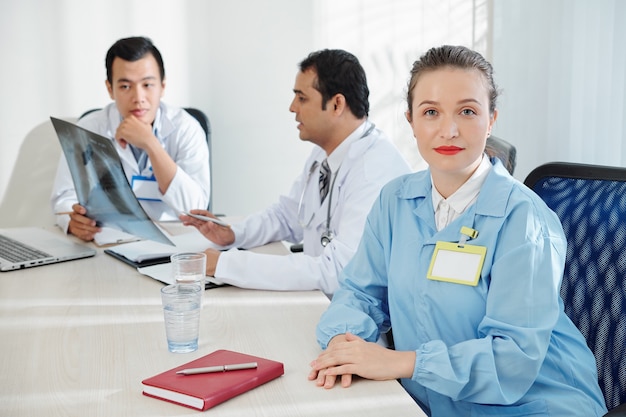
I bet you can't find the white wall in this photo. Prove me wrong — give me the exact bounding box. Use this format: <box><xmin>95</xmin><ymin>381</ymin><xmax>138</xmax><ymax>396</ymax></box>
<box><xmin>491</xmin><ymin>0</ymin><xmax>626</xmax><ymax>181</ymax></box>
<box><xmin>0</xmin><ymin>0</ymin><xmax>491</xmax><ymax>222</ymax></box>
<box><xmin>2</xmin><ymin>0</ymin><xmax>624</xmax><ymax>223</ymax></box>
<box><xmin>0</xmin><ymin>0</ymin><xmax>314</xmax><ymax>217</ymax></box>
<box><xmin>189</xmin><ymin>1</ymin><xmax>317</xmax><ymax>215</ymax></box>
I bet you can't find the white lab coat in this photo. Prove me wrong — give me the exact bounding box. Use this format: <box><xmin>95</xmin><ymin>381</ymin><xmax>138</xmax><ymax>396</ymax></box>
<box><xmin>214</xmin><ymin>122</ymin><xmax>412</xmax><ymax>297</ymax></box>
<box><xmin>50</xmin><ymin>102</ymin><xmax>211</xmax><ymax>232</ymax></box>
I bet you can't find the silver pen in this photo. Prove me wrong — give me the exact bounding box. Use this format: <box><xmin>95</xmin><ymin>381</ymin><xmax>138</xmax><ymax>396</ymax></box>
<box><xmin>176</xmin><ymin>362</ymin><xmax>258</xmax><ymax>375</ymax></box>
<box><xmin>183</xmin><ymin>212</ymin><xmax>231</xmax><ymax>228</ymax></box>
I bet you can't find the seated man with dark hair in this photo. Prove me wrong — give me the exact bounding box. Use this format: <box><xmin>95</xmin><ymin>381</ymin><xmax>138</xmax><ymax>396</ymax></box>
<box><xmin>51</xmin><ymin>36</ymin><xmax>211</xmax><ymax>241</ymax></box>
<box><xmin>181</xmin><ymin>49</ymin><xmax>411</xmax><ymax>297</ymax></box>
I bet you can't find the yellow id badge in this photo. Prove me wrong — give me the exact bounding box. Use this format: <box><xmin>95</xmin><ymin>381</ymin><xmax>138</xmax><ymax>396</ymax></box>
<box><xmin>427</xmin><ymin>241</ymin><xmax>487</xmax><ymax>286</ymax></box>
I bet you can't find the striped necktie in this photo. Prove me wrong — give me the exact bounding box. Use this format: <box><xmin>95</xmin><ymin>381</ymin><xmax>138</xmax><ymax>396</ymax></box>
<box><xmin>319</xmin><ymin>159</ymin><xmax>330</xmax><ymax>203</ymax></box>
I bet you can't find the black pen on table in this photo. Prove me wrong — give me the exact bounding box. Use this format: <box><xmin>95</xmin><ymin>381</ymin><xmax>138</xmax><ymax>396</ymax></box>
<box><xmin>176</xmin><ymin>362</ymin><xmax>258</xmax><ymax>375</ymax></box>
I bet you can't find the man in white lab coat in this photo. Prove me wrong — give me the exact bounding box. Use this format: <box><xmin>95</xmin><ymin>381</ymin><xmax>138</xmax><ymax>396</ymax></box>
<box><xmin>181</xmin><ymin>49</ymin><xmax>410</xmax><ymax>298</ymax></box>
<box><xmin>51</xmin><ymin>36</ymin><xmax>211</xmax><ymax>241</ymax></box>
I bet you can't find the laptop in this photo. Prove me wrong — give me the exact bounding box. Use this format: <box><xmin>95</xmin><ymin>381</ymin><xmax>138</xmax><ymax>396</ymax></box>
<box><xmin>0</xmin><ymin>227</ymin><xmax>96</xmax><ymax>272</ymax></box>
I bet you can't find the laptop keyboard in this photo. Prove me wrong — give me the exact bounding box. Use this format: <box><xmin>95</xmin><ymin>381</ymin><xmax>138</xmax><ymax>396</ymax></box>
<box><xmin>0</xmin><ymin>234</ymin><xmax>51</xmax><ymax>263</ymax></box>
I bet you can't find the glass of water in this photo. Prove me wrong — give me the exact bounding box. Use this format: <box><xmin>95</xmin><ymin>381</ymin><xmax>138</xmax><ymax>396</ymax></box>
<box><xmin>171</xmin><ymin>252</ymin><xmax>207</xmax><ymax>291</ymax></box>
<box><xmin>160</xmin><ymin>283</ymin><xmax>202</xmax><ymax>353</ymax></box>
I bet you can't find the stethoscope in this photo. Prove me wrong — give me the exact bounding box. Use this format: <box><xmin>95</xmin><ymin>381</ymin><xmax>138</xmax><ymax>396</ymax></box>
<box><xmin>297</xmin><ymin>122</ymin><xmax>375</xmax><ymax>247</ymax></box>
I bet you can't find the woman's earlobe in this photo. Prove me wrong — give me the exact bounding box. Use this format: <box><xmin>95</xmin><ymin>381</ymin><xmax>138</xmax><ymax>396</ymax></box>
<box><xmin>405</xmin><ymin>111</ymin><xmax>412</xmax><ymax>123</ymax></box>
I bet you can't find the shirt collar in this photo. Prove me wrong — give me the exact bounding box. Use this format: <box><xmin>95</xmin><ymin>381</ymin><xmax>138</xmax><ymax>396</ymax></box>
<box><xmin>151</xmin><ymin>103</ymin><xmax>167</xmax><ymax>138</ymax></box>
<box><xmin>324</xmin><ymin>121</ymin><xmax>370</xmax><ymax>172</ymax></box>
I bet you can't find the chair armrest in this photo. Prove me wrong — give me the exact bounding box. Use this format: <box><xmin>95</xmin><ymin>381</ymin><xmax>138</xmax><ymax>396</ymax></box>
<box><xmin>605</xmin><ymin>403</ymin><xmax>626</xmax><ymax>417</ymax></box>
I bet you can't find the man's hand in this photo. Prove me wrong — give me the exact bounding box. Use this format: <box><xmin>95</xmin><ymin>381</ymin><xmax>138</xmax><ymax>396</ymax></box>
<box><xmin>114</xmin><ymin>114</ymin><xmax>156</xmax><ymax>150</ymax></box>
<box><xmin>204</xmin><ymin>248</ymin><xmax>221</xmax><ymax>276</ymax></box>
<box><xmin>67</xmin><ymin>204</ymin><xmax>101</xmax><ymax>241</ymax></box>
<box><xmin>180</xmin><ymin>209</ymin><xmax>235</xmax><ymax>247</ymax></box>
<box><xmin>116</xmin><ymin>114</ymin><xmax>177</xmax><ymax>195</ymax></box>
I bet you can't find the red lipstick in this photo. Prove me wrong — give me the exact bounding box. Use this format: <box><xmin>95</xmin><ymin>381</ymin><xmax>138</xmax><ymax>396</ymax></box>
<box><xmin>434</xmin><ymin>146</ymin><xmax>463</xmax><ymax>155</ymax></box>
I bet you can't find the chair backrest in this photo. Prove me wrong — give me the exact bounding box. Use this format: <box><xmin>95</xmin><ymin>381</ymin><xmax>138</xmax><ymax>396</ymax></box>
<box><xmin>183</xmin><ymin>108</ymin><xmax>212</xmax><ymax>211</ymax></box>
<box><xmin>524</xmin><ymin>162</ymin><xmax>626</xmax><ymax>410</ymax></box>
<box><xmin>79</xmin><ymin>107</ymin><xmax>213</xmax><ymax>211</ymax></box>
<box><xmin>485</xmin><ymin>135</ymin><xmax>517</xmax><ymax>175</ymax></box>
<box><xmin>0</xmin><ymin>119</ymin><xmax>64</xmax><ymax>228</ymax></box>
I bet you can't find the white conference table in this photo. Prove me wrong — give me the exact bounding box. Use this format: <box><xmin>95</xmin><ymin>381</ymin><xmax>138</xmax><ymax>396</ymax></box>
<box><xmin>0</xmin><ymin>226</ymin><xmax>425</xmax><ymax>417</ymax></box>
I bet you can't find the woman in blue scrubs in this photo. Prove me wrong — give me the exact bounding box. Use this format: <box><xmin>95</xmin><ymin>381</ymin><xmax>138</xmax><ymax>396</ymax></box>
<box><xmin>309</xmin><ymin>45</ymin><xmax>607</xmax><ymax>416</ymax></box>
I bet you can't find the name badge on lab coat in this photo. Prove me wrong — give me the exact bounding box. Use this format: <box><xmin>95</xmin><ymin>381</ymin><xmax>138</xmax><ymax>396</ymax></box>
<box><xmin>131</xmin><ymin>175</ymin><xmax>162</xmax><ymax>202</ymax></box>
<box><xmin>427</xmin><ymin>226</ymin><xmax>486</xmax><ymax>286</ymax></box>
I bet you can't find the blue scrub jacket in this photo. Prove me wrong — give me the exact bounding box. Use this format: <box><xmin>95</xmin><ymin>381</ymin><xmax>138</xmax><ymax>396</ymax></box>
<box><xmin>317</xmin><ymin>158</ymin><xmax>608</xmax><ymax>416</ymax></box>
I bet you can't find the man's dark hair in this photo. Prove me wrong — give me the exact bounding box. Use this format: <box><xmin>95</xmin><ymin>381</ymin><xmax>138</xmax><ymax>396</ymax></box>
<box><xmin>299</xmin><ymin>49</ymin><xmax>369</xmax><ymax>118</ymax></box>
<box><xmin>105</xmin><ymin>36</ymin><xmax>165</xmax><ymax>84</ymax></box>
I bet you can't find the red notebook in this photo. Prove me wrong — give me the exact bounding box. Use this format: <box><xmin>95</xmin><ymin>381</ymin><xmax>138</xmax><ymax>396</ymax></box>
<box><xmin>142</xmin><ymin>349</ymin><xmax>284</xmax><ymax>411</ymax></box>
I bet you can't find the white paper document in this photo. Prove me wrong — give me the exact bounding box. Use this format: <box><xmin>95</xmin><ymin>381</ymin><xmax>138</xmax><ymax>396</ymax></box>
<box><xmin>94</xmin><ymin>227</ymin><xmax>142</xmax><ymax>247</ymax></box>
<box><xmin>137</xmin><ymin>262</ymin><xmax>225</xmax><ymax>287</ymax></box>
<box><xmin>107</xmin><ymin>228</ymin><xmax>219</xmax><ymax>262</ymax></box>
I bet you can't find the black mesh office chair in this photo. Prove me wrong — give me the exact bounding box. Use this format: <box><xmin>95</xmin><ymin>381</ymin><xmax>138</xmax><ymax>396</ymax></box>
<box><xmin>79</xmin><ymin>107</ymin><xmax>213</xmax><ymax>211</ymax></box>
<box><xmin>525</xmin><ymin>162</ymin><xmax>626</xmax><ymax>416</ymax></box>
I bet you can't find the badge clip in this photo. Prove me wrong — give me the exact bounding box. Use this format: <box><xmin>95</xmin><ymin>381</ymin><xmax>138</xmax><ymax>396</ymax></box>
<box><xmin>458</xmin><ymin>226</ymin><xmax>479</xmax><ymax>248</ymax></box>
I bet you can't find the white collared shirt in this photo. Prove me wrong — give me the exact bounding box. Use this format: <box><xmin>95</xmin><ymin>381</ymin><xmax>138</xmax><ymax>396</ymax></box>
<box><xmin>323</xmin><ymin>121</ymin><xmax>369</xmax><ymax>173</ymax></box>
<box><xmin>431</xmin><ymin>155</ymin><xmax>492</xmax><ymax>231</ymax></box>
